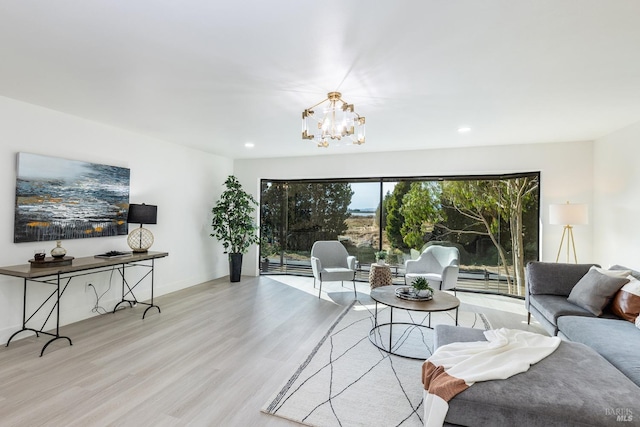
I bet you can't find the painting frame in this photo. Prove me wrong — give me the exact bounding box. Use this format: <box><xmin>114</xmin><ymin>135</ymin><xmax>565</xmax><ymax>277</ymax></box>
<box><xmin>14</xmin><ymin>152</ymin><xmax>130</xmax><ymax>243</ymax></box>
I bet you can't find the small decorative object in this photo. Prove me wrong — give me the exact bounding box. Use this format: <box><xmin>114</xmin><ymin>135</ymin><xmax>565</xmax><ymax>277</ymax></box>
<box><xmin>374</xmin><ymin>250</ymin><xmax>387</xmax><ymax>264</ymax></box>
<box><xmin>29</xmin><ymin>256</ymin><xmax>74</xmax><ymax>268</ymax></box>
<box><xmin>411</xmin><ymin>277</ymin><xmax>434</xmax><ymax>299</ymax></box>
<box><xmin>395</xmin><ymin>286</ymin><xmax>433</xmax><ymax>301</ymax></box>
<box><xmin>33</xmin><ymin>249</ymin><xmax>46</xmax><ymax>262</ymax></box>
<box><xmin>127</xmin><ymin>203</ymin><xmax>158</xmax><ymax>252</ymax></box>
<box><xmin>50</xmin><ymin>240</ymin><xmax>67</xmax><ymax>258</ymax></box>
<box><xmin>210</xmin><ymin>175</ymin><xmax>261</xmax><ymax>282</ymax></box>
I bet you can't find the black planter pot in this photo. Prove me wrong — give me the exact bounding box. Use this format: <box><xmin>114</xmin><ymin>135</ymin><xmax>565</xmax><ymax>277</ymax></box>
<box><xmin>229</xmin><ymin>253</ymin><xmax>243</xmax><ymax>282</ymax></box>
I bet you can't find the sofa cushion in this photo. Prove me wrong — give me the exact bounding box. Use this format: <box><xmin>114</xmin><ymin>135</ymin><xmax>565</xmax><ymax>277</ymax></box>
<box><xmin>609</xmin><ymin>276</ymin><xmax>640</xmax><ymax>322</ymax></box>
<box><xmin>434</xmin><ymin>325</ymin><xmax>640</xmax><ymax>426</ymax></box>
<box><xmin>529</xmin><ymin>294</ymin><xmax>593</xmax><ymax>325</ymax></box>
<box><xmin>610</xmin><ymin>264</ymin><xmax>640</xmax><ymax>280</ymax></box>
<box><xmin>557</xmin><ymin>316</ymin><xmax>640</xmax><ymax>388</ymax></box>
<box><xmin>567</xmin><ymin>267</ymin><xmax>629</xmax><ymax>316</ymax></box>
<box><xmin>526</xmin><ymin>262</ymin><xmax>597</xmax><ymax>296</ymax></box>
<box><xmin>596</xmin><ymin>266</ymin><xmax>632</xmax><ymax>278</ymax></box>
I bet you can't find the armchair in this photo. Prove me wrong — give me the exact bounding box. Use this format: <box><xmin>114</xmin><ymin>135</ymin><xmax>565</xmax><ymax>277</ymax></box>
<box><xmin>310</xmin><ymin>241</ymin><xmax>357</xmax><ymax>298</ymax></box>
<box><xmin>404</xmin><ymin>245</ymin><xmax>460</xmax><ymax>292</ymax></box>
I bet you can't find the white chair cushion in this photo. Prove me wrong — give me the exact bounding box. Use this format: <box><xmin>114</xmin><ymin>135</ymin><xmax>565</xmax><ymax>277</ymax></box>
<box><xmin>324</xmin><ymin>267</ymin><xmax>354</xmax><ymax>274</ymax></box>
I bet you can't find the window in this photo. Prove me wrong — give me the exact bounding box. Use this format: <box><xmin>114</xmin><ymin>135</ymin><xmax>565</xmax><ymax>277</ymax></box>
<box><xmin>260</xmin><ymin>172</ymin><xmax>539</xmax><ymax>297</ymax></box>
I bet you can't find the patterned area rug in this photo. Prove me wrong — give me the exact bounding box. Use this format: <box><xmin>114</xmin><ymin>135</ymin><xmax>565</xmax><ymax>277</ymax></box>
<box><xmin>262</xmin><ymin>299</ymin><xmax>490</xmax><ymax>427</ymax></box>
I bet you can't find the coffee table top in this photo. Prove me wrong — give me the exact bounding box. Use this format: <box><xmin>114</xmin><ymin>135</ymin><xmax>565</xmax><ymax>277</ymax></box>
<box><xmin>370</xmin><ymin>285</ymin><xmax>460</xmax><ymax>312</ymax></box>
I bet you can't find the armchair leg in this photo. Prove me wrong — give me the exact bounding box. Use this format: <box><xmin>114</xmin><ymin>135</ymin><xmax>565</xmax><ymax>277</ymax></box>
<box><xmin>527</xmin><ymin>312</ymin><xmax>531</xmax><ymax>325</ymax></box>
<box><xmin>313</xmin><ymin>278</ymin><xmax>316</xmax><ymax>289</ymax></box>
<box><xmin>318</xmin><ymin>280</ymin><xmax>322</xmax><ymax>298</ymax></box>
<box><xmin>352</xmin><ymin>280</ymin><xmax>357</xmax><ymax>298</ymax></box>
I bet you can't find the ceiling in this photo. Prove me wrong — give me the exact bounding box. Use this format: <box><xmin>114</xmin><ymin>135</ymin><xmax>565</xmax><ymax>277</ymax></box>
<box><xmin>1</xmin><ymin>1</ymin><xmax>640</xmax><ymax>160</ymax></box>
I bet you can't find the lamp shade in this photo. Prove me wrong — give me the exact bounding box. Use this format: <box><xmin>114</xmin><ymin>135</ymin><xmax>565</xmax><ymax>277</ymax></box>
<box><xmin>549</xmin><ymin>203</ymin><xmax>588</xmax><ymax>226</ymax></box>
<box><xmin>127</xmin><ymin>203</ymin><xmax>157</xmax><ymax>225</ymax></box>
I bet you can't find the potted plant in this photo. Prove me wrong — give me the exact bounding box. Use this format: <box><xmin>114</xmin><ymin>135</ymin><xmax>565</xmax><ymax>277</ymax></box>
<box><xmin>411</xmin><ymin>277</ymin><xmax>434</xmax><ymax>299</ymax></box>
<box><xmin>374</xmin><ymin>250</ymin><xmax>387</xmax><ymax>264</ymax></box>
<box><xmin>211</xmin><ymin>175</ymin><xmax>260</xmax><ymax>282</ymax></box>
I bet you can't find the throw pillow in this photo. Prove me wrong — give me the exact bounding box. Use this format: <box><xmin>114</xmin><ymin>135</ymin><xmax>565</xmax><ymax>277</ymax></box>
<box><xmin>596</xmin><ymin>266</ymin><xmax>631</xmax><ymax>278</ymax></box>
<box><xmin>609</xmin><ymin>276</ymin><xmax>640</xmax><ymax>322</ymax></box>
<box><xmin>567</xmin><ymin>267</ymin><xmax>630</xmax><ymax>316</ymax></box>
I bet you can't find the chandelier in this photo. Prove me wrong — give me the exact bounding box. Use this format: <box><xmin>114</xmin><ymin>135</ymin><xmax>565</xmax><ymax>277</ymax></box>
<box><xmin>302</xmin><ymin>92</ymin><xmax>366</xmax><ymax>148</ymax></box>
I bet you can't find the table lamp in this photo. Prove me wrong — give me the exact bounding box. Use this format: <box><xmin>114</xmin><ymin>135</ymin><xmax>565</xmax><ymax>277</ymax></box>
<box><xmin>127</xmin><ymin>203</ymin><xmax>157</xmax><ymax>252</ymax></box>
<box><xmin>549</xmin><ymin>202</ymin><xmax>588</xmax><ymax>263</ymax></box>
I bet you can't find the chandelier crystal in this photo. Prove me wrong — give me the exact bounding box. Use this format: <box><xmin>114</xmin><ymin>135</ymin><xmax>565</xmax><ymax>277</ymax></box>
<box><xmin>302</xmin><ymin>92</ymin><xmax>366</xmax><ymax>148</ymax></box>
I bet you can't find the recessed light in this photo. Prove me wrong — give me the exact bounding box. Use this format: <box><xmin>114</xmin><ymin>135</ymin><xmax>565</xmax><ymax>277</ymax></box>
<box><xmin>458</xmin><ymin>127</ymin><xmax>471</xmax><ymax>133</ymax></box>
<box><xmin>244</xmin><ymin>142</ymin><xmax>255</xmax><ymax>148</ymax></box>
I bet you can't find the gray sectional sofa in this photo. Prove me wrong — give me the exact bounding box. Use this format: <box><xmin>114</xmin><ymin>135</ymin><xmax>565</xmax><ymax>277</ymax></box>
<box><xmin>429</xmin><ymin>261</ymin><xmax>640</xmax><ymax>426</ymax></box>
<box><xmin>525</xmin><ymin>261</ymin><xmax>640</xmax><ymax>387</ymax></box>
<box><xmin>434</xmin><ymin>325</ymin><xmax>640</xmax><ymax>426</ymax></box>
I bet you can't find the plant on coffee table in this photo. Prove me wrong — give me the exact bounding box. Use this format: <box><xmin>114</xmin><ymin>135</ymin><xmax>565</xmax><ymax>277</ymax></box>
<box><xmin>411</xmin><ymin>277</ymin><xmax>434</xmax><ymax>298</ymax></box>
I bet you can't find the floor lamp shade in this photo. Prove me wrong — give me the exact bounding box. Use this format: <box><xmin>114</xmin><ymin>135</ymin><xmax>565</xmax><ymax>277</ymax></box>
<box><xmin>549</xmin><ymin>203</ymin><xmax>588</xmax><ymax>226</ymax></box>
<box><xmin>549</xmin><ymin>202</ymin><xmax>587</xmax><ymax>263</ymax></box>
<box><xmin>127</xmin><ymin>203</ymin><xmax>157</xmax><ymax>252</ymax></box>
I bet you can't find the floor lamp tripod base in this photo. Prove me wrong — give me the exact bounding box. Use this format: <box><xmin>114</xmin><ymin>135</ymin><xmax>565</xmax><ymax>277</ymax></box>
<box><xmin>555</xmin><ymin>225</ymin><xmax>578</xmax><ymax>263</ymax></box>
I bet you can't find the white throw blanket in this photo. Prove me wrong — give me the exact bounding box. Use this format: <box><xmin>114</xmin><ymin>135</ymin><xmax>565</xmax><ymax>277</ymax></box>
<box><xmin>422</xmin><ymin>328</ymin><xmax>561</xmax><ymax>427</ymax></box>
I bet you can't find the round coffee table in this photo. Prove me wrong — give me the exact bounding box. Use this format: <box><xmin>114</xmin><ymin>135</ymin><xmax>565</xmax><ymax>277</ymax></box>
<box><xmin>369</xmin><ymin>285</ymin><xmax>460</xmax><ymax>359</ymax></box>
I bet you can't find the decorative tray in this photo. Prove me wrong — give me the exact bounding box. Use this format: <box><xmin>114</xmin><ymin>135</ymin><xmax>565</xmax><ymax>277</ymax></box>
<box><xmin>29</xmin><ymin>256</ymin><xmax>74</xmax><ymax>268</ymax></box>
<box><xmin>395</xmin><ymin>286</ymin><xmax>433</xmax><ymax>301</ymax></box>
<box><xmin>95</xmin><ymin>251</ymin><xmax>132</xmax><ymax>259</ymax></box>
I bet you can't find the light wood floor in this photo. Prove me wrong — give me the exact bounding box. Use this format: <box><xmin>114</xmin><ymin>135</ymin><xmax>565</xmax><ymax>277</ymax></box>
<box><xmin>0</xmin><ymin>276</ymin><xmax>541</xmax><ymax>426</ymax></box>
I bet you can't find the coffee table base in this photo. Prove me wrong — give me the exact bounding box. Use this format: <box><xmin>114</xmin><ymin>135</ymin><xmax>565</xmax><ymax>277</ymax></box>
<box><xmin>369</xmin><ymin>322</ymin><xmax>435</xmax><ymax>360</ymax></box>
<box><xmin>368</xmin><ymin>301</ymin><xmax>459</xmax><ymax>360</ymax></box>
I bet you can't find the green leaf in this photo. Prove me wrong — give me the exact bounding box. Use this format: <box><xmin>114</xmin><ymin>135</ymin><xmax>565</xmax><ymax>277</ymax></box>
<box><xmin>211</xmin><ymin>175</ymin><xmax>260</xmax><ymax>254</ymax></box>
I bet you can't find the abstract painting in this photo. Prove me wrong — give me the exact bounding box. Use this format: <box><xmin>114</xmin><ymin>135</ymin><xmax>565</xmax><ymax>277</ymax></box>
<box><xmin>14</xmin><ymin>152</ymin><xmax>130</xmax><ymax>243</ymax></box>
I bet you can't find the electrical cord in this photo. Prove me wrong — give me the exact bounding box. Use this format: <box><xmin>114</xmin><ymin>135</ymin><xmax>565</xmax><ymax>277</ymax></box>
<box><xmin>88</xmin><ymin>266</ymin><xmax>115</xmax><ymax>315</ymax></box>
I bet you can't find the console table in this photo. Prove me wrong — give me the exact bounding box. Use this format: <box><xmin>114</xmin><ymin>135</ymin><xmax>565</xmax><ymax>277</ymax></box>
<box><xmin>0</xmin><ymin>251</ymin><xmax>168</xmax><ymax>356</ymax></box>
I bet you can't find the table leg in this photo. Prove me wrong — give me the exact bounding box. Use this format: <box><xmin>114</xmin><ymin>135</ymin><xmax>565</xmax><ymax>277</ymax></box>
<box><xmin>389</xmin><ymin>307</ymin><xmax>393</xmax><ymax>352</ymax></box>
<box><xmin>113</xmin><ymin>263</ymin><xmax>134</xmax><ymax>312</ymax></box>
<box><xmin>374</xmin><ymin>301</ymin><xmax>378</xmax><ymax>327</ymax></box>
<box><xmin>6</xmin><ymin>279</ymin><xmax>40</xmax><ymax>346</ymax></box>
<box><xmin>40</xmin><ymin>273</ymin><xmax>72</xmax><ymax>357</ymax></box>
<box><xmin>143</xmin><ymin>259</ymin><xmax>161</xmax><ymax>319</ymax></box>
<box><xmin>113</xmin><ymin>261</ymin><xmax>161</xmax><ymax>318</ymax></box>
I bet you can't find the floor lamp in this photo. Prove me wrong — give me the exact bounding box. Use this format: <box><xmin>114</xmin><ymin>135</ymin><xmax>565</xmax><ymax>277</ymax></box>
<box><xmin>549</xmin><ymin>202</ymin><xmax>588</xmax><ymax>263</ymax></box>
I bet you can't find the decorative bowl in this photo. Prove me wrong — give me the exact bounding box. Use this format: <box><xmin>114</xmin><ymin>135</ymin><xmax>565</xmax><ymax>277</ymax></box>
<box><xmin>395</xmin><ymin>286</ymin><xmax>433</xmax><ymax>301</ymax></box>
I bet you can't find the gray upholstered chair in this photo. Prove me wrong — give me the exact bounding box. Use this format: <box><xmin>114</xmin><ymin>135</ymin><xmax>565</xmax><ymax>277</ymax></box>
<box><xmin>404</xmin><ymin>245</ymin><xmax>460</xmax><ymax>292</ymax></box>
<box><xmin>310</xmin><ymin>241</ymin><xmax>357</xmax><ymax>298</ymax></box>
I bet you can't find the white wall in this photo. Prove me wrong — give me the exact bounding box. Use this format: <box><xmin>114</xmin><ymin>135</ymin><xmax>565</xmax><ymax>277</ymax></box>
<box><xmin>234</xmin><ymin>140</ymin><xmax>595</xmax><ymax>275</ymax></box>
<box><xmin>593</xmin><ymin>120</ymin><xmax>640</xmax><ymax>270</ymax></box>
<box><xmin>0</xmin><ymin>96</ymin><xmax>232</xmax><ymax>342</ymax></box>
